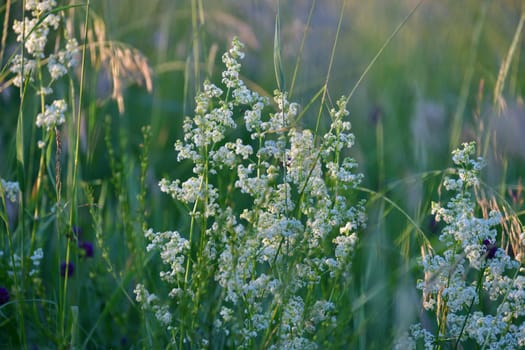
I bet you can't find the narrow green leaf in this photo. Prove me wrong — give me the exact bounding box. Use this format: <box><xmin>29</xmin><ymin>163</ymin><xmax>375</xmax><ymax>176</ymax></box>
<box><xmin>273</xmin><ymin>3</ymin><xmax>285</xmax><ymax>91</ymax></box>
<box><xmin>16</xmin><ymin>100</ymin><xmax>25</xmax><ymax>193</ymax></box>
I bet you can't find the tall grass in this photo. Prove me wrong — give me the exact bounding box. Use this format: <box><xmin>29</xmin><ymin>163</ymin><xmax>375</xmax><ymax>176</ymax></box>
<box><xmin>1</xmin><ymin>0</ymin><xmax>524</xmax><ymax>349</ymax></box>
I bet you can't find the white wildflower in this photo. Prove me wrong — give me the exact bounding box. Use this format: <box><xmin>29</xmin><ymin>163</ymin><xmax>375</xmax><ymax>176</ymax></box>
<box><xmin>10</xmin><ymin>54</ymin><xmax>37</xmax><ymax>87</ymax></box>
<box><xmin>409</xmin><ymin>142</ymin><xmax>525</xmax><ymax>348</ymax></box>
<box><xmin>1</xmin><ymin>179</ymin><xmax>20</xmax><ymax>203</ymax></box>
<box><xmin>139</xmin><ymin>38</ymin><xmax>365</xmax><ymax>347</ymax></box>
<box><xmin>30</xmin><ymin>248</ymin><xmax>44</xmax><ymax>266</ymax></box>
<box><xmin>47</xmin><ymin>55</ymin><xmax>68</xmax><ymax>80</ymax></box>
<box><xmin>25</xmin><ymin>0</ymin><xmax>57</xmax><ymax>14</ymax></box>
<box><xmin>35</xmin><ymin>99</ymin><xmax>67</xmax><ymax>131</ymax></box>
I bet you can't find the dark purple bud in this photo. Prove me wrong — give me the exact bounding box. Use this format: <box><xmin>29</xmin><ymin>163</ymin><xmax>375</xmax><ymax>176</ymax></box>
<box><xmin>79</xmin><ymin>241</ymin><xmax>94</xmax><ymax>258</ymax></box>
<box><xmin>428</xmin><ymin>215</ymin><xmax>440</xmax><ymax>234</ymax></box>
<box><xmin>0</xmin><ymin>287</ymin><xmax>10</xmax><ymax>306</ymax></box>
<box><xmin>483</xmin><ymin>239</ymin><xmax>498</xmax><ymax>259</ymax></box>
<box><xmin>508</xmin><ymin>186</ymin><xmax>523</xmax><ymax>207</ymax></box>
<box><xmin>60</xmin><ymin>262</ymin><xmax>75</xmax><ymax>277</ymax></box>
<box><xmin>369</xmin><ymin>105</ymin><xmax>383</xmax><ymax>125</ymax></box>
<box><xmin>68</xmin><ymin>225</ymin><xmax>83</xmax><ymax>240</ymax></box>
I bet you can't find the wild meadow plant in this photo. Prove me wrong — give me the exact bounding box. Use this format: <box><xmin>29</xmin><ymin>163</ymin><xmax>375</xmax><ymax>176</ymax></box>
<box><xmin>135</xmin><ymin>37</ymin><xmax>367</xmax><ymax>348</ymax></box>
<box><xmin>396</xmin><ymin>142</ymin><xmax>525</xmax><ymax>349</ymax></box>
<box><xmin>1</xmin><ymin>0</ymin><xmax>84</xmax><ymax>347</ymax></box>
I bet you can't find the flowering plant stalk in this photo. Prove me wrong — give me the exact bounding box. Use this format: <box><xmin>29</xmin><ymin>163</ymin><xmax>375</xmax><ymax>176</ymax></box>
<box><xmin>2</xmin><ymin>0</ymin><xmax>82</xmax><ymax>347</ymax></box>
<box><xmin>135</xmin><ymin>37</ymin><xmax>366</xmax><ymax>348</ymax></box>
<box><xmin>397</xmin><ymin>142</ymin><xmax>525</xmax><ymax>349</ymax></box>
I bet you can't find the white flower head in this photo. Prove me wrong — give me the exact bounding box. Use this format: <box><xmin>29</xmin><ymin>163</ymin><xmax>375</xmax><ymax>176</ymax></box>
<box><xmin>1</xmin><ymin>179</ymin><xmax>21</xmax><ymax>202</ymax></box>
<box><xmin>48</xmin><ymin>55</ymin><xmax>68</xmax><ymax>80</ymax></box>
<box><xmin>25</xmin><ymin>0</ymin><xmax>57</xmax><ymax>14</ymax></box>
<box><xmin>10</xmin><ymin>54</ymin><xmax>37</xmax><ymax>87</ymax></box>
<box><xmin>36</xmin><ymin>99</ymin><xmax>67</xmax><ymax>131</ymax></box>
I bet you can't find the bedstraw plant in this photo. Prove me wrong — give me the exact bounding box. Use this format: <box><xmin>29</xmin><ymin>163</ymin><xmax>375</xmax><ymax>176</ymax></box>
<box><xmin>1</xmin><ymin>0</ymin><xmax>82</xmax><ymax>347</ymax></box>
<box><xmin>135</xmin><ymin>37</ymin><xmax>366</xmax><ymax>349</ymax></box>
<box><xmin>396</xmin><ymin>142</ymin><xmax>525</xmax><ymax>349</ymax></box>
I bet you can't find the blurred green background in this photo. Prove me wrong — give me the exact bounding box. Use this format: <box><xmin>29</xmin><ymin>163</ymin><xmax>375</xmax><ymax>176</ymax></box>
<box><xmin>3</xmin><ymin>0</ymin><xmax>523</xmax><ymax>188</ymax></box>
<box><xmin>74</xmin><ymin>0</ymin><xmax>525</xmax><ymax>182</ymax></box>
<box><xmin>100</xmin><ymin>1</ymin><xmax>525</xmax><ymax>346</ymax></box>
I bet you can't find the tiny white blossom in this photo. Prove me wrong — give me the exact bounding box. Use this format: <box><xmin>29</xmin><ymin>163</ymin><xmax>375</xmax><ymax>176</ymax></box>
<box><xmin>36</xmin><ymin>99</ymin><xmax>67</xmax><ymax>131</ymax></box>
<box><xmin>47</xmin><ymin>55</ymin><xmax>68</xmax><ymax>80</ymax></box>
<box><xmin>1</xmin><ymin>179</ymin><xmax>20</xmax><ymax>203</ymax></box>
<box><xmin>10</xmin><ymin>54</ymin><xmax>37</xmax><ymax>87</ymax></box>
<box><xmin>25</xmin><ymin>0</ymin><xmax>57</xmax><ymax>14</ymax></box>
<box><xmin>30</xmin><ymin>248</ymin><xmax>44</xmax><ymax>266</ymax></box>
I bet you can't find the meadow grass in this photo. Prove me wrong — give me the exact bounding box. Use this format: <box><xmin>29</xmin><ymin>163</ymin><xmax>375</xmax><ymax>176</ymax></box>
<box><xmin>1</xmin><ymin>0</ymin><xmax>525</xmax><ymax>349</ymax></box>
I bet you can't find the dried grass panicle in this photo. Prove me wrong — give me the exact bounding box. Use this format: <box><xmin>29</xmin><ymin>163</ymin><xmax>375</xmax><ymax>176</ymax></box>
<box><xmin>420</xmin><ymin>244</ymin><xmax>433</xmax><ymax>308</ymax></box>
<box><xmin>85</xmin><ymin>14</ymin><xmax>153</xmax><ymax>114</ymax></box>
<box><xmin>109</xmin><ymin>45</ymin><xmax>153</xmax><ymax>114</ymax></box>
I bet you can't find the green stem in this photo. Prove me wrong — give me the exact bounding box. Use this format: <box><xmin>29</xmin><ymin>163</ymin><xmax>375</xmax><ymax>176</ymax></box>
<box><xmin>454</xmin><ymin>266</ymin><xmax>486</xmax><ymax>349</ymax></box>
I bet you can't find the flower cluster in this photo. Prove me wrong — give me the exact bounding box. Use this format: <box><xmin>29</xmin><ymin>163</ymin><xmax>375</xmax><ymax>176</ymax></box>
<box><xmin>134</xmin><ymin>284</ymin><xmax>173</xmax><ymax>328</ymax></box>
<box><xmin>29</xmin><ymin>248</ymin><xmax>44</xmax><ymax>277</ymax></box>
<box><xmin>0</xmin><ymin>242</ymin><xmax>44</xmax><ymax>311</ymax></box>
<box><xmin>0</xmin><ymin>179</ymin><xmax>20</xmax><ymax>203</ymax></box>
<box><xmin>398</xmin><ymin>142</ymin><xmax>525</xmax><ymax>349</ymax></box>
<box><xmin>10</xmin><ymin>0</ymin><xmax>79</xmax><ymax>143</ymax></box>
<box><xmin>137</xmin><ymin>38</ymin><xmax>365</xmax><ymax>348</ymax></box>
<box><xmin>144</xmin><ymin>229</ymin><xmax>189</xmax><ymax>284</ymax></box>
<box><xmin>35</xmin><ymin>99</ymin><xmax>67</xmax><ymax>131</ymax></box>
<box><xmin>11</xmin><ymin>0</ymin><xmax>79</xmax><ymax>88</ymax></box>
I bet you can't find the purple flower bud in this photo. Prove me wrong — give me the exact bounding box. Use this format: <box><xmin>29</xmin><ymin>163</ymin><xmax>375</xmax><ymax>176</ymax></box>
<box><xmin>0</xmin><ymin>287</ymin><xmax>10</xmax><ymax>305</ymax></box>
<box><xmin>483</xmin><ymin>239</ymin><xmax>498</xmax><ymax>259</ymax></box>
<box><xmin>79</xmin><ymin>241</ymin><xmax>94</xmax><ymax>258</ymax></box>
<box><xmin>68</xmin><ymin>225</ymin><xmax>82</xmax><ymax>240</ymax></box>
<box><xmin>60</xmin><ymin>262</ymin><xmax>74</xmax><ymax>277</ymax></box>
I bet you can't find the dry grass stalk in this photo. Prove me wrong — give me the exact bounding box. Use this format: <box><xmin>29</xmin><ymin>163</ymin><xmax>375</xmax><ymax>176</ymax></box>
<box><xmin>84</xmin><ymin>13</ymin><xmax>153</xmax><ymax>114</ymax></box>
<box><xmin>475</xmin><ymin>185</ymin><xmax>525</xmax><ymax>263</ymax></box>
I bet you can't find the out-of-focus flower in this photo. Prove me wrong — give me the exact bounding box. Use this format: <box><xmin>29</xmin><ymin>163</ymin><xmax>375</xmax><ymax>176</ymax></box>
<box><xmin>79</xmin><ymin>241</ymin><xmax>94</xmax><ymax>258</ymax></box>
<box><xmin>60</xmin><ymin>262</ymin><xmax>74</xmax><ymax>277</ymax></box>
<box><xmin>0</xmin><ymin>287</ymin><xmax>10</xmax><ymax>306</ymax></box>
<box><xmin>0</xmin><ymin>179</ymin><xmax>20</xmax><ymax>203</ymax></box>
